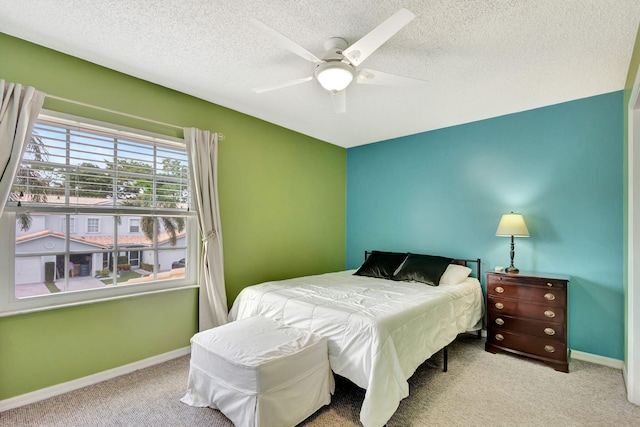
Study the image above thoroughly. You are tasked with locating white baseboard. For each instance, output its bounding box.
[571,349,624,370]
[0,346,191,412]
[623,364,640,405]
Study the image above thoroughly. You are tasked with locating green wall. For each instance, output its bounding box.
[0,291,198,398]
[0,33,346,400]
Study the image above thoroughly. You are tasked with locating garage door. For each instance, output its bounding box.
[15,257,43,285]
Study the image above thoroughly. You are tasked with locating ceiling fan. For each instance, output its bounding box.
[250,8,426,113]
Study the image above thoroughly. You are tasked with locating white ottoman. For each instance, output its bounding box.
[181,316,334,427]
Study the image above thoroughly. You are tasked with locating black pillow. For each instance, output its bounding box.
[354,251,408,279]
[392,254,453,286]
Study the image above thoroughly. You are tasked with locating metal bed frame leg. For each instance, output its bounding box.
[442,258,482,373]
[443,346,448,372]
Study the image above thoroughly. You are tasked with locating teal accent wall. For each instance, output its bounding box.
[347,92,624,360]
[623,20,640,367]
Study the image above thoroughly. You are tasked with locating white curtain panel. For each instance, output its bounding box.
[0,80,45,217]
[185,127,228,330]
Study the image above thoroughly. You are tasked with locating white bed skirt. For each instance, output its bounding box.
[181,316,334,427]
[181,360,334,427]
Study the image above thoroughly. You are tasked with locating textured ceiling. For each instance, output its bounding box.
[0,0,639,148]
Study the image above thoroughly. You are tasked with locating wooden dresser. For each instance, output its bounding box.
[485,271,571,372]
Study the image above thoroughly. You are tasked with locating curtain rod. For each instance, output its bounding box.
[45,93,225,140]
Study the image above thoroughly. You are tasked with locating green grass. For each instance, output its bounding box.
[100,270,144,285]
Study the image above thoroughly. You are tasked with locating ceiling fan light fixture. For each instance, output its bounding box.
[315,61,355,92]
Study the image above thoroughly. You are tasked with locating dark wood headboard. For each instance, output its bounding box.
[364,251,482,280]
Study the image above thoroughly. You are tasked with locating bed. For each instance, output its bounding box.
[228,251,484,427]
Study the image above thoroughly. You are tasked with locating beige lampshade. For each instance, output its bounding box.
[495,212,530,237]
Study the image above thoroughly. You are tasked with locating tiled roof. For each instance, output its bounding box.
[16,229,108,247]
[13,194,189,209]
[15,229,185,247]
[80,230,186,246]
[15,229,64,242]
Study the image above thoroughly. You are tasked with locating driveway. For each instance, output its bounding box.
[15,276,106,298]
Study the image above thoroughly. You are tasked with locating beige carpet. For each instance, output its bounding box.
[3,335,640,426]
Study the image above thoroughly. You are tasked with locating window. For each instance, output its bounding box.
[1,111,198,315]
[60,217,75,233]
[129,218,140,233]
[87,218,100,233]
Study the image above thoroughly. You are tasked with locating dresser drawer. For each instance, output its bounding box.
[487,312,566,341]
[485,271,570,372]
[487,273,567,289]
[488,329,567,361]
[487,296,565,323]
[487,281,565,307]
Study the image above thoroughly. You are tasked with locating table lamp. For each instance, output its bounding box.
[495,212,529,273]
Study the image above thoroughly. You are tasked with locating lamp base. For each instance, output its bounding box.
[505,266,519,274]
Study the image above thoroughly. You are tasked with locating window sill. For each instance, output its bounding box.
[0,284,199,318]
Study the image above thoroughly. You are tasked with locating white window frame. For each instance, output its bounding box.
[0,110,199,316]
[87,217,100,233]
[60,216,75,234]
[129,218,140,233]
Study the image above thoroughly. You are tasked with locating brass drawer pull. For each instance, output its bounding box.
[546,282,553,287]
[544,310,556,318]
[495,302,504,310]
[544,327,556,336]
[544,345,556,353]
[495,334,504,341]
[495,286,504,293]
[495,318,505,326]
[544,293,556,301]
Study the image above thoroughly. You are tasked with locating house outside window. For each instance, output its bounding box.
[60,217,75,233]
[129,218,140,233]
[128,250,140,267]
[0,111,198,315]
[87,218,100,233]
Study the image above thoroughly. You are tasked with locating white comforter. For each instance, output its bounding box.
[228,270,483,427]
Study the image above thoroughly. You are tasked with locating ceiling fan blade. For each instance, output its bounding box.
[356,68,427,86]
[331,90,346,113]
[250,18,321,64]
[342,8,415,67]
[252,76,314,93]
